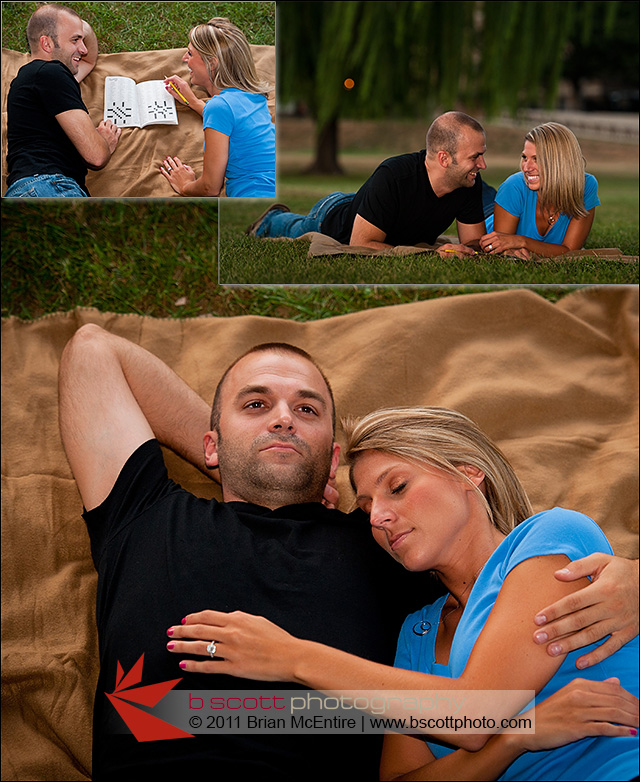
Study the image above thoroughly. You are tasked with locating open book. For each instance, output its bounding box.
[104,76,178,127]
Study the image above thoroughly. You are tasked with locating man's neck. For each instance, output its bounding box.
[425,157,454,199]
[222,487,324,510]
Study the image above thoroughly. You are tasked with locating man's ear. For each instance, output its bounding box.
[329,442,341,479]
[437,150,451,169]
[39,35,54,55]
[455,463,486,488]
[203,431,219,469]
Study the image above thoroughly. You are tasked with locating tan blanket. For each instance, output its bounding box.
[293,232,640,262]
[2,288,638,780]
[1,46,275,197]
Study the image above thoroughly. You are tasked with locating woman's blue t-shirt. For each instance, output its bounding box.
[485,172,600,243]
[203,88,275,197]
[394,508,639,781]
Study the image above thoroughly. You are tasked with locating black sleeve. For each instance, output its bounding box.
[354,164,400,238]
[37,61,88,117]
[83,439,174,564]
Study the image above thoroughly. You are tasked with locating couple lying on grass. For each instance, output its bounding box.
[248,112,598,260]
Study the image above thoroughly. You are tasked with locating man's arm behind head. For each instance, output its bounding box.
[59,324,212,510]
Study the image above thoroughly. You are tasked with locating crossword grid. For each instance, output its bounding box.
[106,99,173,124]
[106,101,133,122]
[147,100,173,120]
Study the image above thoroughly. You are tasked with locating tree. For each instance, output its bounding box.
[278,1,621,174]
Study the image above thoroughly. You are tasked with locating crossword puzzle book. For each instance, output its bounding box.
[104,77,178,128]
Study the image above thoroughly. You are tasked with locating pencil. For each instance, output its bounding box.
[164,76,189,106]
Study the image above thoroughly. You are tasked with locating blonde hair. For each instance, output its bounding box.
[524,123,588,219]
[344,407,533,535]
[189,18,270,96]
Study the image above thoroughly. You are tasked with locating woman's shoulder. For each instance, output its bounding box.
[499,507,613,564]
[498,172,526,190]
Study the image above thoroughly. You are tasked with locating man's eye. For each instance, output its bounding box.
[298,405,318,415]
[245,401,265,409]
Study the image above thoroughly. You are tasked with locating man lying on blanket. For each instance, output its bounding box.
[246,111,495,258]
[5,4,121,198]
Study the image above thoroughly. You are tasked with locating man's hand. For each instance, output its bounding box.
[96,120,121,155]
[436,243,477,259]
[533,554,639,668]
[322,476,339,509]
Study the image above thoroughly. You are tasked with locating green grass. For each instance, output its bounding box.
[218,169,639,285]
[1,202,219,319]
[0,2,275,51]
[2,200,595,322]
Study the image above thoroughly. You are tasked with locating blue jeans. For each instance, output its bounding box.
[4,174,88,198]
[256,192,356,237]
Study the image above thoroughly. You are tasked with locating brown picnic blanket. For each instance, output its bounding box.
[1,45,275,197]
[2,288,638,780]
[292,232,640,261]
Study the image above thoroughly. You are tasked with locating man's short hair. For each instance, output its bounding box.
[26,4,81,51]
[210,343,336,433]
[426,111,485,160]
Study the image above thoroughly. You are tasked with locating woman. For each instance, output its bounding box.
[480,123,600,258]
[166,407,638,780]
[160,18,275,197]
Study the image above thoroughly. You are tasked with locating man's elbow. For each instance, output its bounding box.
[85,150,111,170]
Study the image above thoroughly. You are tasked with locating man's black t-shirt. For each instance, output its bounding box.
[84,440,440,780]
[7,60,90,192]
[322,150,484,245]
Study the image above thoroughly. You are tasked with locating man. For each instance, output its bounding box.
[247,111,493,257]
[5,4,121,198]
[59,326,638,779]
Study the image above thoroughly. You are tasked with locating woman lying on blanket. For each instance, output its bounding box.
[479,123,600,259]
[159,17,275,197]
[167,406,639,781]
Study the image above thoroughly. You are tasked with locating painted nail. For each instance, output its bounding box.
[179,662,187,669]
[181,617,186,625]
[167,628,174,636]
[167,642,175,650]
[629,728,637,736]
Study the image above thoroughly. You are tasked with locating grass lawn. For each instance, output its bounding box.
[0,2,275,51]
[218,165,639,286]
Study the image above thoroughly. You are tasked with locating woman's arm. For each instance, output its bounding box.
[163,75,206,116]
[160,129,228,196]
[534,554,640,667]
[379,678,639,781]
[167,554,595,750]
[479,204,596,257]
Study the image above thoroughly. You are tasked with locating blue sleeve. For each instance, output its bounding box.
[498,509,613,580]
[494,173,526,218]
[203,95,233,137]
[584,173,601,210]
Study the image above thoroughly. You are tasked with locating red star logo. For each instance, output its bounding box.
[106,654,193,741]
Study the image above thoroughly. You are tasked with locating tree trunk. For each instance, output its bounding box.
[305,115,344,175]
